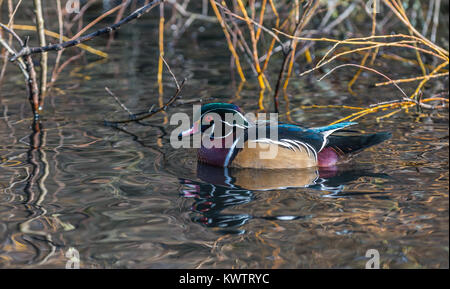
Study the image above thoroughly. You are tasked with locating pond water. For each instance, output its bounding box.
[0,7,448,268]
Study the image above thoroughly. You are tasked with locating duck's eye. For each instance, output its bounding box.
[204,115,213,123]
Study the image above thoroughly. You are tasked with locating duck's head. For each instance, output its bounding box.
[178,103,248,140]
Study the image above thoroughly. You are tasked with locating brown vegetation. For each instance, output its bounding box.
[0,0,448,123]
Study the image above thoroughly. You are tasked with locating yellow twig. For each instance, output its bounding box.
[410,61,449,98]
[376,72,449,86]
[209,0,246,82]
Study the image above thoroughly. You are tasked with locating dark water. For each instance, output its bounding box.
[0,8,448,268]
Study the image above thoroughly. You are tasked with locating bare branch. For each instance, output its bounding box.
[10,0,164,61]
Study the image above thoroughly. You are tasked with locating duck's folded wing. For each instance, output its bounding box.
[326,132,392,155]
[268,122,357,153]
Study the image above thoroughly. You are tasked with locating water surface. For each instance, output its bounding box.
[0,8,448,268]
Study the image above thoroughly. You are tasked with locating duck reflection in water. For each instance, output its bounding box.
[179,163,389,234]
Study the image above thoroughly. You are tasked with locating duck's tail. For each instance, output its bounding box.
[326,131,392,155]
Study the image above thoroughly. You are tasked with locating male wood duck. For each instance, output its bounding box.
[178,103,391,169]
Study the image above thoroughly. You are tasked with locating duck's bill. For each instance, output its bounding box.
[178,120,200,139]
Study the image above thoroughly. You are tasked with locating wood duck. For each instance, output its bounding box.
[178,103,391,169]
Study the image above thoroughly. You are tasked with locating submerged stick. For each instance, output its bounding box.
[105,52,185,126]
[106,78,186,125]
[33,0,47,105]
[105,87,134,117]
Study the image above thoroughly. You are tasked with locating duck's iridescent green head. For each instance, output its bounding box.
[179,103,248,139]
[199,103,242,115]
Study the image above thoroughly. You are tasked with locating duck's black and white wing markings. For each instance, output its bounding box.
[280,139,318,159]
[258,122,357,151]
[223,122,357,167]
[308,122,358,151]
[275,121,392,157]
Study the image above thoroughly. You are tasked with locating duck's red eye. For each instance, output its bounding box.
[204,115,213,123]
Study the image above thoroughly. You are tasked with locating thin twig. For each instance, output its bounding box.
[318,63,409,98]
[106,78,186,124]
[105,87,134,117]
[161,55,179,90]
[0,22,24,46]
[0,32,28,78]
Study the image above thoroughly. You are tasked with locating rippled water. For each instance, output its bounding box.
[0,8,448,268]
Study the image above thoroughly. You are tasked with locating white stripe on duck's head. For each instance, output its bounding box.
[179,103,249,139]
